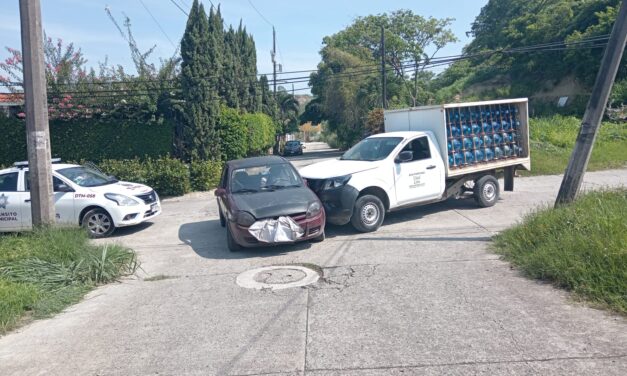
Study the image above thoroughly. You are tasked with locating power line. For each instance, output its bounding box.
[1,35,612,92]
[168,0,188,16]
[138,0,177,48]
[246,0,273,27]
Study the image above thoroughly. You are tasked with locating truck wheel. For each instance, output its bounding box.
[226,224,241,252]
[82,208,115,238]
[474,175,500,207]
[351,194,385,233]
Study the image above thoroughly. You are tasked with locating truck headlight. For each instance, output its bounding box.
[323,175,351,190]
[235,211,256,227]
[306,201,322,218]
[105,193,139,206]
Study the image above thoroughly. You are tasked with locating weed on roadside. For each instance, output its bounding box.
[0,228,138,333]
[492,189,627,314]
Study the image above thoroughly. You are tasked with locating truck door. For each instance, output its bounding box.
[0,172,23,231]
[24,171,76,226]
[393,136,443,205]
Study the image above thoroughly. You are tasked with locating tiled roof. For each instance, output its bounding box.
[0,93,24,104]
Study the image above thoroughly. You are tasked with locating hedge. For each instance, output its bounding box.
[244,112,276,155]
[0,115,172,166]
[97,157,222,197]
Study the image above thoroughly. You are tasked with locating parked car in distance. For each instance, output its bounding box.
[283,140,304,156]
[0,159,161,238]
[215,156,325,252]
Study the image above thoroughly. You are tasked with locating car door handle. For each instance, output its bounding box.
[24,199,31,203]
[426,165,436,170]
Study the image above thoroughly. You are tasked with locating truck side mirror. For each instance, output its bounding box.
[395,151,413,163]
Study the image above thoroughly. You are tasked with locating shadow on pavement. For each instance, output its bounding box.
[178,219,312,260]
[110,222,154,238]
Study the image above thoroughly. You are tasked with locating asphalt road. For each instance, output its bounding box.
[1,145,626,375]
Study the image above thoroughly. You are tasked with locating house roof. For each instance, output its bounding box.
[0,93,24,104]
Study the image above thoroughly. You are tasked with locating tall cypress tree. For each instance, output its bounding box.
[180,0,221,161]
[244,33,261,112]
[259,74,276,118]
[221,26,240,108]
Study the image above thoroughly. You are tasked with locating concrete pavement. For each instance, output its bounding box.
[0,149,625,375]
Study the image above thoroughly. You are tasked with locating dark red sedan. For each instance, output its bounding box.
[215,156,326,252]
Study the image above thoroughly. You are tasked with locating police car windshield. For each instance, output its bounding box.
[340,137,402,161]
[57,167,117,187]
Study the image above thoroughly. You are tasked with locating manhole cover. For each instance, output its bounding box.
[236,265,320,290]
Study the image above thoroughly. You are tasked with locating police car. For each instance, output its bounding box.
[0,159,161,238]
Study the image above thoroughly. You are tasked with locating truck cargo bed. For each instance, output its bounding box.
[384,98,531,177]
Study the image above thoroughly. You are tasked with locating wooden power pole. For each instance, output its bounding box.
[381,25,387,109]
[555,0,627,206]
[19,0,55,226]
[272,26,277,99]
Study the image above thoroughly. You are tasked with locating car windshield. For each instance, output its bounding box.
[57,166,117,187]
[340,137,403,161]
[230,163,302,193]
[286,141,299,146]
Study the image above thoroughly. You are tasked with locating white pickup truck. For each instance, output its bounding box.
[299,98,531,232]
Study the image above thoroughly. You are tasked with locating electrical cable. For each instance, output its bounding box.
[138,0,177,49]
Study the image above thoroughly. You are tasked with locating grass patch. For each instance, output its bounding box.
[0,228,138,333]
[523,115,627,176]
[492,189,627,314]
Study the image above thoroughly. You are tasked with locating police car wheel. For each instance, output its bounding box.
[83,208,115,238]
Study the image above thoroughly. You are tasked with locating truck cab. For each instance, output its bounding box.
[301,131,452,232]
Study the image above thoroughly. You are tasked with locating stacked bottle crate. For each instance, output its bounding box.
[446,103,524,168]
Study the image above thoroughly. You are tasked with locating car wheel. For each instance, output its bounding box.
[219,208,226,227]
[474,175,500,207]
[311,231,325,242]
[351,194,385,233]
[82,208,115,238]
[226,224,241,252]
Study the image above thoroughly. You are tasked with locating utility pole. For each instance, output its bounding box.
[19,0,55,226]
[272,26,277,99]
[555,0,627,206]
[381,25,387,109]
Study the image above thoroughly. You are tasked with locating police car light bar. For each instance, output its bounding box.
[13,158,62,168]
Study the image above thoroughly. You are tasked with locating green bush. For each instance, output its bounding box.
[0,115,173,166]
[98,157,191,197]
[218,106,248,161]
[145,157,191,197]
[244,113,276,155]
[190,160,223,191]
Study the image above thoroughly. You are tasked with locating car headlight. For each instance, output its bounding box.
[235,211,256,227]
[323,175,351,190]
[105,193,139,206]
[306,201,322,218]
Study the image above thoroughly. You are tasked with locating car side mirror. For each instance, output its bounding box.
[302,178,308,186]
[395,150,413,163]
[215,188,226,197]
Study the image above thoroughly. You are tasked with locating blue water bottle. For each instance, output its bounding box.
[494,146,504,159]
[475,149,485,162]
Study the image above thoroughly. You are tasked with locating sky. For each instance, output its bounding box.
[0,0,488,94]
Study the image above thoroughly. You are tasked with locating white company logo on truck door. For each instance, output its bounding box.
[394,136,442,205]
